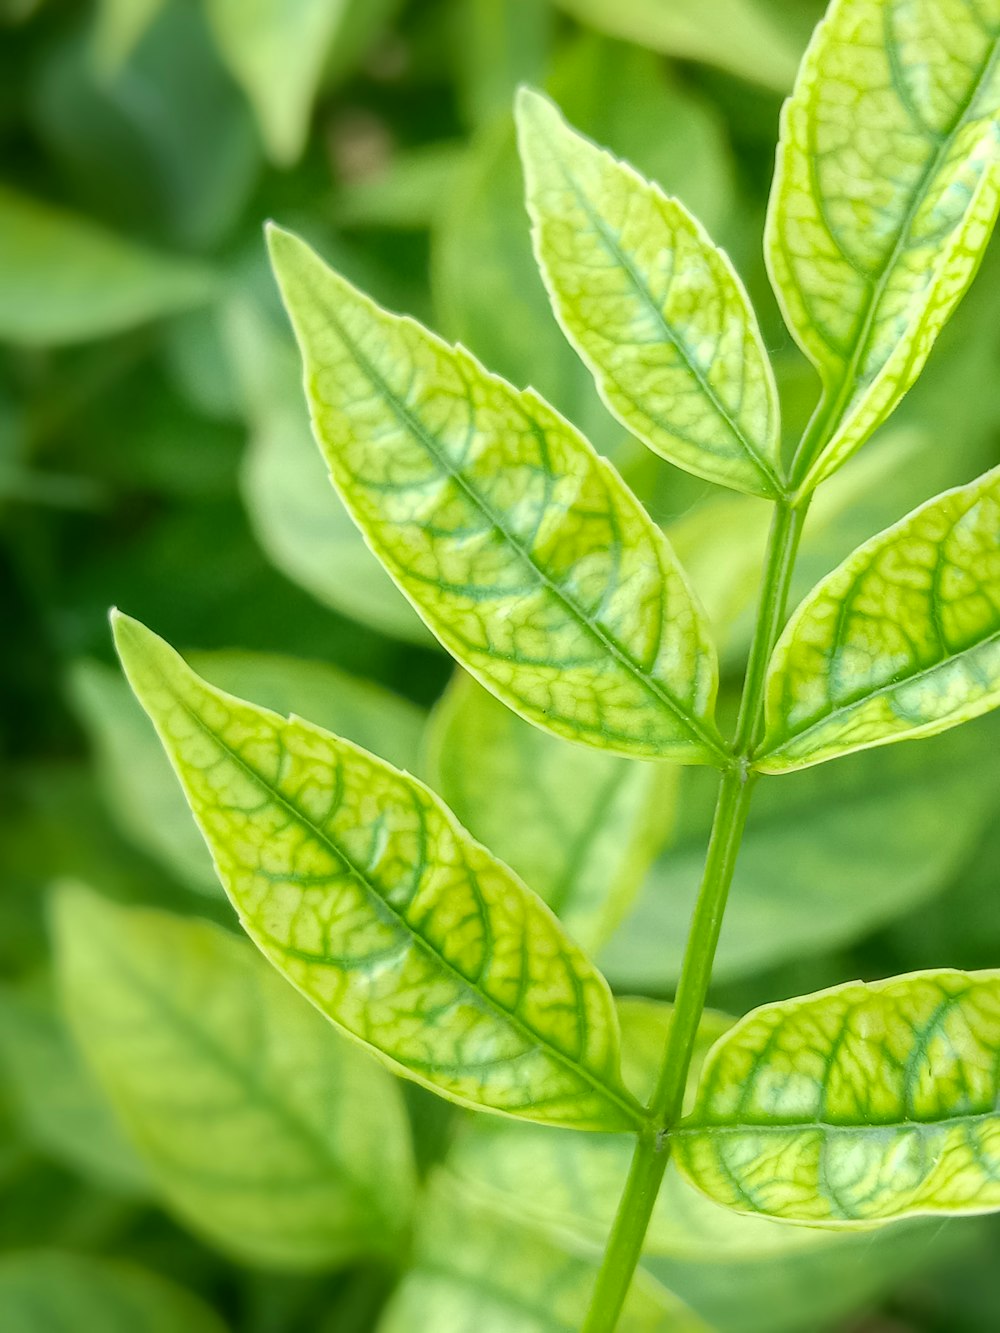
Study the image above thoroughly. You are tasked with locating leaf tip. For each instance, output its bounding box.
[514,85,563,149]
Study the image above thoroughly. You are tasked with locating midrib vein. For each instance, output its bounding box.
[311,293,724,761]
[166,679,645,1128]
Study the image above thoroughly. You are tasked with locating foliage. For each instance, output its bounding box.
[2,1,1000,1331]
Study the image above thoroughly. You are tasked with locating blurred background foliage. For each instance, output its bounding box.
[1,0,999,1329]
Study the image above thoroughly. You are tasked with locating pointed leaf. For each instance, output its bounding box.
[767,0,1000,491]
[517,90,783,499]
[425,672,675,952]
[434,39,737,468]
[206,0,349,164]
[54,886,415,1267]
[267,225,723,765]
[758,468,1000,772]
[226,299,429,644]
[111,614,643,1131]
[70,651,425,893]
[0,1253,225,1333]
[676,970,1000,1225]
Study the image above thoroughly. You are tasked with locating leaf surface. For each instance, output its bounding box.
[0,1253,225,1333]
[676,970,1000,1224]
[0,187,213,345]
[424,672,674,952]
[378,1171,697,1333]
[434,38,736,470]
[517,90,782,498]
[205,0,346,164]
[759,468,1000,771]
[268,225,722,764]
[70,652,425,893]
[227,299,428,644]
[550,0,801,93]
[111,614,642,1130]
[0,980,148,1195]
[767,0,1000,490]
[54,886,415,1267]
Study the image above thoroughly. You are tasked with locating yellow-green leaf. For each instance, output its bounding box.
[226,298,429,644]
[758,467,1000,772]
[267,224,723,765]
[53,886,415,1268]
[517,90,782,499]
[676,970,1000,1224]
[111,613,643,1131]
[767,0,1000,492]
[70,651,426,894]
[0,187,214,345]
[425,671,675,953]
[0,1252,226,1333]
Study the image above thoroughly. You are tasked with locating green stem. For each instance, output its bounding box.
[581,495,809,1333]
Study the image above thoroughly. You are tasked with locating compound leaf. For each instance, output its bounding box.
[424,672,675,953]
[267,224,723,766]
[0,1252,225,1333]
[111,614,642,1132]
[517,90,782,499]
[676,970,1000,1225]
[767,0,1000,492]
[54,885,414,1268]
[758,468,1000,772]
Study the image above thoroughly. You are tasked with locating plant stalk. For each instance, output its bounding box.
[581,495,809,1332]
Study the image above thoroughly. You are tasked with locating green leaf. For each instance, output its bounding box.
[434,38,737,466]
[602,715,1000,986]
[676,969,1000,1224]
[550,0,802,93]
[111,614,643,1131]
[378,1170,698,1333]
[226,298,429,644]
[69,651,425,894]
[206,0,350,164]
[0,1252,226,1333]
[424,672,675,952]
[0,187,214,345]
[517,90,782,499]
[268,224,723,765]
[766,0,1000,492]
[53,885,415,1267]
[0,979,148,1195]
[758,468,1000,772]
